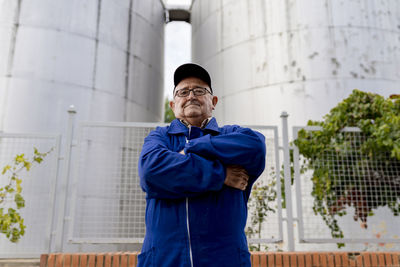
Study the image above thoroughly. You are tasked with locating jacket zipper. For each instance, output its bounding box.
[185,127,194,267]
[186,198,194,267]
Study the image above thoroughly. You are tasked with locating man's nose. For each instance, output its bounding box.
[186,90,196,99]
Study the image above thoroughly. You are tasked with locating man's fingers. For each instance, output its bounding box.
[230,177,248,191]
[237,171,249,182]
[240,181,247,190]
[225,165,249,191]
[232,167,249,177]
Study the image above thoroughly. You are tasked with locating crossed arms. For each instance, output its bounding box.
[138,126,266,199]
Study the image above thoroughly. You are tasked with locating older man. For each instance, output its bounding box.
[138,63,266,267]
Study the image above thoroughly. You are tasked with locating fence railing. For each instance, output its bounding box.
[0,110,399,257]
[67,123,283,245]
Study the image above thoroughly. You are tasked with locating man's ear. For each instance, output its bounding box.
[212,96,218,109]
[169,100,175,111]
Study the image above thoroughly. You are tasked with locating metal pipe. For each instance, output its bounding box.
[281,111,295,251]
[54,105,77,252]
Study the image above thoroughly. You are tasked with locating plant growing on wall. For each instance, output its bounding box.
[245,179,277,251]
[294,90,400,247]
[0,148,52,242]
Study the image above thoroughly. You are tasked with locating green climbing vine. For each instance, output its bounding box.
[294,90,400,247]
[245,179,277,251]
[0,148,52,242]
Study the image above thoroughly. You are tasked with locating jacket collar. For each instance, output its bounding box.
[167,117,220,135]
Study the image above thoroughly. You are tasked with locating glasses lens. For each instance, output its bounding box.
[177,89,189,97]
[193,88,206,96]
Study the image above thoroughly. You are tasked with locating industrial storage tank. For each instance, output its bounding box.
[191,0,400,126]
[191,0,400,251]
[0,0,165,256]
[0,0,164,133]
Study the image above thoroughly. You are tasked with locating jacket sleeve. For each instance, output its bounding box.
[138,127,226,199]
[184,127,266,178]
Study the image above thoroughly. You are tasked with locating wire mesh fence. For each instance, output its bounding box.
[293,126,400,246]
[2,119,400,257]
[68,122,158,243]
[244,126,283,246]
[67,123,283,244]
[0,133,60,257]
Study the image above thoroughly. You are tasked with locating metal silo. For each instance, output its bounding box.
[191,0,400,251]
[191,0,400,126]
[0,0,165,256]
[0,0,164,134]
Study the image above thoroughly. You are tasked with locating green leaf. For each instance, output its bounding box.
[24,161,32,171]
[16,179,22,194]
[14,194,25,209]
[33,157,43,164]
[2,165,11,175]
[14,154,25,164]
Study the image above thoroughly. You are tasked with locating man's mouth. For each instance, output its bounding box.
[184,102,200,108]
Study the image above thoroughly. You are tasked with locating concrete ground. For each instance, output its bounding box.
[0,259,40,267]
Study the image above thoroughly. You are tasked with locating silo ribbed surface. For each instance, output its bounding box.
[0,0,165,133]
[191,0,400,126]
[0,0,165,255]
[192,0,400,251]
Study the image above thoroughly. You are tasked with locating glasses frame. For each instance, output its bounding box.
[174,87,212,98]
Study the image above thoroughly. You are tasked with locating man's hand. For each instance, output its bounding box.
[224,165,249,191]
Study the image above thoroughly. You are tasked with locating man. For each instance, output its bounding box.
[138,63,266,267]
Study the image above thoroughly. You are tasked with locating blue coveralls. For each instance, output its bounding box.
[138,118,266,267]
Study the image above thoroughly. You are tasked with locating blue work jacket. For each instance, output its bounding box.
[138,118,266,267]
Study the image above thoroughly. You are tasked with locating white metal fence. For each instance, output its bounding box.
[0,111,399,257]
[67,124,283,244]
[68,122,158,243]
[244,126,283,245]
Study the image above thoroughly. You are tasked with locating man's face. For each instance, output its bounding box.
[170,77,218,123]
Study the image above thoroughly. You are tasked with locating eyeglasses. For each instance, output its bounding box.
[174,87,212,97]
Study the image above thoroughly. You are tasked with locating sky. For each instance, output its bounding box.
[163,0,192,100]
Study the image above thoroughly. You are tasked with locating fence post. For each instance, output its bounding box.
[54,105,76,252]
[280,111,295,251]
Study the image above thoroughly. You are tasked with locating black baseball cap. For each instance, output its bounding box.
[173,63,212,93]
